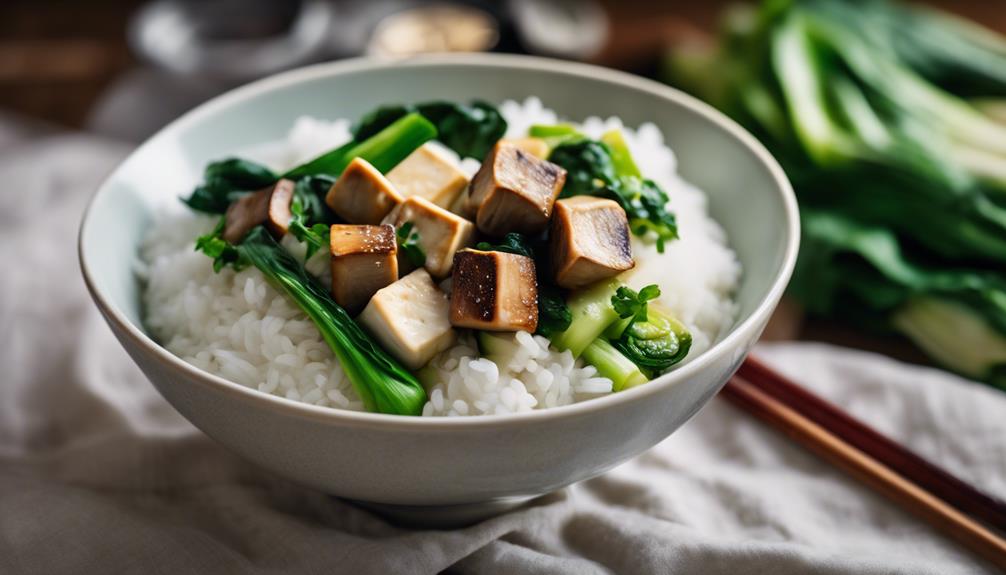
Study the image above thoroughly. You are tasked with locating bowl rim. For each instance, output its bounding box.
[79,53,799,431]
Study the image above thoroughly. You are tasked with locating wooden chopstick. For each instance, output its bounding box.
[721,374,1006,567]
[737,356,1006,532]
[721,373,1006,570]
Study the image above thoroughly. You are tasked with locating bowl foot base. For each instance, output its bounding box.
[347,494,541,529]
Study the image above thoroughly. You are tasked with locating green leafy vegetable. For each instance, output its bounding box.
[210,227,427,415]
[606,284,690,373]
[476,232,535,259]
[183,159,278,213]
[194,217,243,273]
[663,0,1006,386]
[611,284,661,324]
[184,113,436,214]
[396,221,426,267]
[611,307,692,373]
[285,112,437,179]
[548,139,679,251]
[537,285,573,338]
[287,199,330,261]
[353,101,507,159]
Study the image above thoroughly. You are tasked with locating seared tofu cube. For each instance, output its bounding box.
[450,249,538,332]
[325,158,403,224]
[501,137,549,159]
[550,197,635,289]
[467,141,566,236]
[383,196,475,278]
[358,269,456,370]
[223,179,294,244]
[329,224,398,315]
[386,144,469,209]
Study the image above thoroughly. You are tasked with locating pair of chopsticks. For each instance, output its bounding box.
[720,356,1006,569]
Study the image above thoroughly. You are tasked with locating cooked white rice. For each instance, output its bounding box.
[139,98,741,416]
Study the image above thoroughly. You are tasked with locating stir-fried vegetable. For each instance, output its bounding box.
[284,112,437,179]
[606,285,692,372]
[550,280,623,357]
[183,159,279,213]
[544,129,679,252]
[581,338,649,391]
[395,221,426,267]
[664,0,1006,387]
[549,279,691,380]
[353,100,507,160]
[185,113,437,213]
[206,227,428,415]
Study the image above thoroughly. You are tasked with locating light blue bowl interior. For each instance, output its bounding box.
[83,59,793,345]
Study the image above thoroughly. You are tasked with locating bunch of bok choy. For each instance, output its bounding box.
[665,0,1006,388]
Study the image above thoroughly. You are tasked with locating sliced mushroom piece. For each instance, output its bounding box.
[358,268,456,370]
[450,249,538,332]
[550,196,635,289]
[466,141,566,236]
[386,144,469,209]
[501,137,549,160]
[329,224,398,315]
[325,158,403,224]
[383,196,475,278]
[222,179,295,244]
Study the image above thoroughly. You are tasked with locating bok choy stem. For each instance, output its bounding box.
[238,227,427,415]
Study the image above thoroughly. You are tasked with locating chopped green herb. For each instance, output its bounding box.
[396,221,426,267]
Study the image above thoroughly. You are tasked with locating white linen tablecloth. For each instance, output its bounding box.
[1,124,1004,574]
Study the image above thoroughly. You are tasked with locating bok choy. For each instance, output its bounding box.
[664,0,1006,387]
[203,227,428,415]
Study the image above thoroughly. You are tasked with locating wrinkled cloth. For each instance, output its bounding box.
[1,125,1004,575]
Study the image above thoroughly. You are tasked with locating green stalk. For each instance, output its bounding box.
[529,123,585,152]
[550,280,621,357]
[600,129,642,178]
[284,112,437,179]
[582,338,649,392]
[771,14,850,165]
[239,228,427,415]
[892,296,1006,385]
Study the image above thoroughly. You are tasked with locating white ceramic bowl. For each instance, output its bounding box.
[80,55,798,522]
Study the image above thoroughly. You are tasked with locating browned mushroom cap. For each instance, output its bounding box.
[550,196,635,289]
[466,141,566,236]
[382,196,475,278]
[329,224,398,315]
[223,179,295,244]
[325,158,403,224]
[450,249,538,332]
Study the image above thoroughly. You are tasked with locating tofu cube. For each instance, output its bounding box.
[223,178,294,244]
[358,269,456,370]
[386,144,469,209]
[329,224,398,315]
[383,196,475,278]
[450,249,538,332]
[550,197,635,289]
[325,158,404,224]
[467,141,566,236]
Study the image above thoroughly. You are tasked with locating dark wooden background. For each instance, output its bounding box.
[1,1,1000,129]
[1,0,1000,367]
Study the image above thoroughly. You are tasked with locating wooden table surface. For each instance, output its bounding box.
[1,0,999,370]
